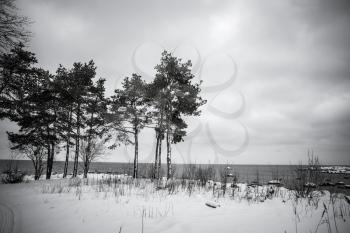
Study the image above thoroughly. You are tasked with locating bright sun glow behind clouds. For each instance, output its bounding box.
[209,14,238,46]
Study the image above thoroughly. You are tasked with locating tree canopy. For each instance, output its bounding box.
[1,48,206,180]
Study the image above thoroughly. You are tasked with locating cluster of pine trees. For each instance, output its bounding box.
[0,44,206,180]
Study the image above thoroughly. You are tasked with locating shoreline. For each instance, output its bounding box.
[1,173,350,233]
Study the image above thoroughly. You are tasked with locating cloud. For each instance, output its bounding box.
[0,0,349,164]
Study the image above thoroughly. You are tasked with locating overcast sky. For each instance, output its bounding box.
[0,0,349,164]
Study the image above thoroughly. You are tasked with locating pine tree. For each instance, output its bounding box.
[69,61,96,177]
[110,74,149,178]
[81,78,108,178]
[152,51,206,179]
[7,132,45,180]
[5,67,60,179]
[0,45,63,179]
[0,43,37,119]
[147,79,167,180]
[54,65,76,178]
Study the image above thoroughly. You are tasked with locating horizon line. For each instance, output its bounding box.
[1,158,349,166]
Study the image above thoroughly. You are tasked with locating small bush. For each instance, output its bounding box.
[2,159,25,184]
[197,165,216,187]
[69,177,82,187]
[2,170,26,184]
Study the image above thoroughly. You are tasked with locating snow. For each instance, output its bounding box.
[0,174,350,233]
[304,182,317,188]
[321,166,350,174]
[268,180,281,185]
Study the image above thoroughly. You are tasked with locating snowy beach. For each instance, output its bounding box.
[1,174,350,233]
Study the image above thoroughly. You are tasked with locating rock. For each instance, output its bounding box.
[304,182,316,188]
[268,180,281,185]
[205,201,220,208]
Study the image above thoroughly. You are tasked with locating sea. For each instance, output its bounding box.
[1,159,349,185]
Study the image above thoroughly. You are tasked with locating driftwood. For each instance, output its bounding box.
[205,201,220,208]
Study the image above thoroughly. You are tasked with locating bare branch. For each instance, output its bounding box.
[0,0,32,52]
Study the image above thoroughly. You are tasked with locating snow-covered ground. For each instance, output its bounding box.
[321,166,350,174]
[0,174,349,233]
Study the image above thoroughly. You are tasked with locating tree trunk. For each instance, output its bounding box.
[154,131,160,179]
[133,129,139,179]
[166,130,172,180]
[158,136,162,179]
[73,131,79,177]
[84,111,94,179]
[83,160,89,178]
[73,103,81,177]
[63,107,72,178]
[32,157,40,180]
[63,140,70,178]
[156,109,164,180]
[34,169,40,180]
[37,156,43,180]
[46,143,55,179]
[34,160,39,180]
[46,144,51,179]
[50,143,54,176]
